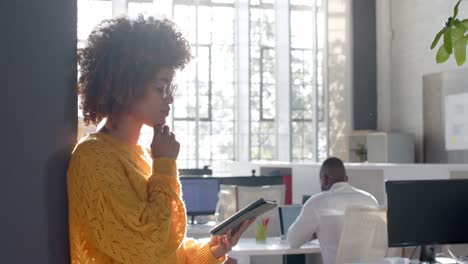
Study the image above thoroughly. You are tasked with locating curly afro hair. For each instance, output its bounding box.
[77,15,191,126]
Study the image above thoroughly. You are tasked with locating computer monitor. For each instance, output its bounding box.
[180,178,220,224]
[302,194,311,204]
[279,205,302,237]
[386,179,468,261]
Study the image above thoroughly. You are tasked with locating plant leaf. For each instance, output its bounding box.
[461,19,468,29]
[454,19,465,30]
[453,0,462,19]
[431,29,445,49]
[452,27,465,42]
[437,44,451,63]
[454,37,466,66]
[444,28,453,53]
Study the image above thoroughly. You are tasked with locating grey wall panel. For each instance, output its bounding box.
[352,0,377,130]
[1,0,77,263]
[423,68,468,163]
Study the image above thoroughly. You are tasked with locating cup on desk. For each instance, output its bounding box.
[255,218,270,243]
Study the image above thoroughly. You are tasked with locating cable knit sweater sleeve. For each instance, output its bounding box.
[67,138,224,264]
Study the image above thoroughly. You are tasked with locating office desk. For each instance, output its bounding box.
[192,230,320,264]
[228,237,321,264]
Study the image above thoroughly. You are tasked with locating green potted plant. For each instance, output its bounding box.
[431,0,468,66]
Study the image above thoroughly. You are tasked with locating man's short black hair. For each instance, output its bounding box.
[321,157,345,171]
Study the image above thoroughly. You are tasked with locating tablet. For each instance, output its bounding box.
[210,198,277,236]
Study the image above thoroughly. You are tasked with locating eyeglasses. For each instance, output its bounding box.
[154,83,178,99]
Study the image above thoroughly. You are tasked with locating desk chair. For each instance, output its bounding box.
[317,211,345,264]
[216,184,238,222]
[335,206,388,264]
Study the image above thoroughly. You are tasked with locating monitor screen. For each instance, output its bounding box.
[180,178,220,216]
[386,179,468,247]
[279,205,302,236]
[302,195,311,204]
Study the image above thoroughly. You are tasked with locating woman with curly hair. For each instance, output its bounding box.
[67,16,253,264]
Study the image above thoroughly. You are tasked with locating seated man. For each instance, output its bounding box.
[287,157,379,264]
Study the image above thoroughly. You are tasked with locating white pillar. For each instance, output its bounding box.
[235,0,250,161]
[275,0,291,161]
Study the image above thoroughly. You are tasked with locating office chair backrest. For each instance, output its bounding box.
[318,211,345,264]
[335,206,388,264]
[216,184,238,222]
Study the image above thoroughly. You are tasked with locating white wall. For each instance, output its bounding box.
[376,0,468,161]
[230,161,468,206]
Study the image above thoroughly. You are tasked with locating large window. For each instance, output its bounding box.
[250,0,276,160]
[172,0,236,169]
[290,0,327,161]
[77,0,328,168]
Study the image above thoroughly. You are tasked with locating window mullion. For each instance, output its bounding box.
[323,0,329,159]
[235,0,250,162]
[311,0,319,161]
[194,1,200,168]
[275,0,291,161]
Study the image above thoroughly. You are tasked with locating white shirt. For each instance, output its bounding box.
[287,182,379,264]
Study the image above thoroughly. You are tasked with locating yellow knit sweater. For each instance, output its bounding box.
[67,133,225,264]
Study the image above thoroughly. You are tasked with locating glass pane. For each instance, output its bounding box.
[198,6,212,44]
[175,59,196,86]
[212,0,234,3]
[318,119,327,161]
[250,121,260,159]
[212,45,234,83]
[262,84,275,119]
[199,121,212,160]
[197,46,210,83]
[292,122,303,159]
[250,8,275,47]
[128,2,154,18]
[212,7,234,45]
[212,97,234,120]
[212,84,234,104]
[77,0,112,42]
[199,81,210,96]
[174,95,189,118]
[291,110,304,120]
[212,121,234,159]
[290,0,314,6]
[174,121,197,163]
[317,12,325,49]
[256,121,274,160]
[138,125,153,147]
[199,95,210,119]
[291,10,314,49]
[173,5,196,43]
[251,95,260,121]
[292,121,315,161]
